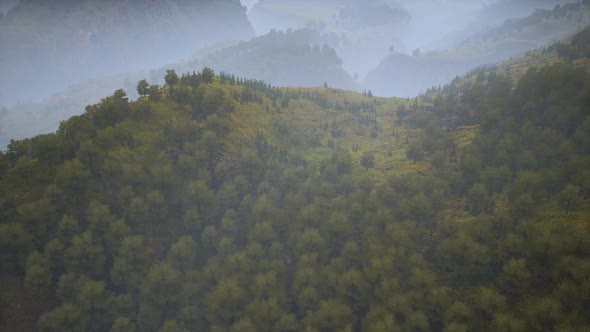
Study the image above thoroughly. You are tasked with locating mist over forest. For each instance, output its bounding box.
[0,0,577,105]
[2,1,590,331]
[247,0,573,72]
[1,0,586,150]
[0,0,254,106]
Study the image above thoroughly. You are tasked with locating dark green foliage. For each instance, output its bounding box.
[37,303,84,332]
[171,85,192,108]
[1,62,590,332]
[24,251,52,296]
[136,80,149,97]
[165,70,179,90]
[148,85,161,103]
[110,235,153,294]
[557,184,583,214]
[498,258,531,298]
[0,223,32,274]
[556,24,590,60]
[255,132,288,162]
[201,67,215,84]
[85,89,129,129]
[130,99,153,121]
[360,151,376,170]
[319,149,353,182]
[466,184,494,215]
[406,140,426,164]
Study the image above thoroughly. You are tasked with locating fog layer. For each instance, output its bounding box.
[365,1,590,97]
[1,0,586,147]
[247,0,575,86]
[0,0,254,106]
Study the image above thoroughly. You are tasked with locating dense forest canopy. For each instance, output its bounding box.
[1,22,590,330]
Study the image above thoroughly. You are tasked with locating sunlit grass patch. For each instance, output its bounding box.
[539,197,590,232]
[452,125,479,149]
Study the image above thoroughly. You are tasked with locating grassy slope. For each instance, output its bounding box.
[420,45,590,229]
[170,80,589,230]
[225,88,422,175]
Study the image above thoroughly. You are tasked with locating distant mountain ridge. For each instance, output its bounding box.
[0,0,254,106]
[3,1,590,148]
[179,29,360,91]
[0,28,359,148]
[1,21,590,330]
[364,1,590,97]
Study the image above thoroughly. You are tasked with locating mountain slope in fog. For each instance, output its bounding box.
[249,0,412,77]
[0,0,254,106]
[0,29,358,148]
[178,28,360,91]
[364,1,590,97]
[1,27,590,330]
[0,0,18,14]
[247,0,576,81]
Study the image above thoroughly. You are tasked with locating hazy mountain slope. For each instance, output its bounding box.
[1,34,590,330]
[248,0,344,34]
[249,0,412,76]
[0,29,359,148]
[0,72,147,149]
[478,0,575,23]
[364,2,590,97]
[179,29,360,90]
[434,0,575,45]
[247,0,572,78]
[0,0,18,14]
[0,0,254,106]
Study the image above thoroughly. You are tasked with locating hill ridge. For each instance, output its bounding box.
[1,39,590,329]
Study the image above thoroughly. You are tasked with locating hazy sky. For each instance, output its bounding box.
[240,0,497,9]
[241,0,259,12]
[0,0,19,13]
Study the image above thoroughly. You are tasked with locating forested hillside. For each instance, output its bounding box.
[178,28,359,92]
[249,0,411,77]
[471,0,576,34]
[0,28,359,150]
[1,29,590,331]
[364,1,590,97]
[4,0,589,151]
[0,0,254,106]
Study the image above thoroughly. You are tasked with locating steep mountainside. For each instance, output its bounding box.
[249,0,411,76]
[0,71,146,149]
[247,0,574,79]
[0,29,359,148]
[364,1,590,97]
[178,29,360,91]
[0,0,254,106]
[1,26,590,330]
[0,0,18,14]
